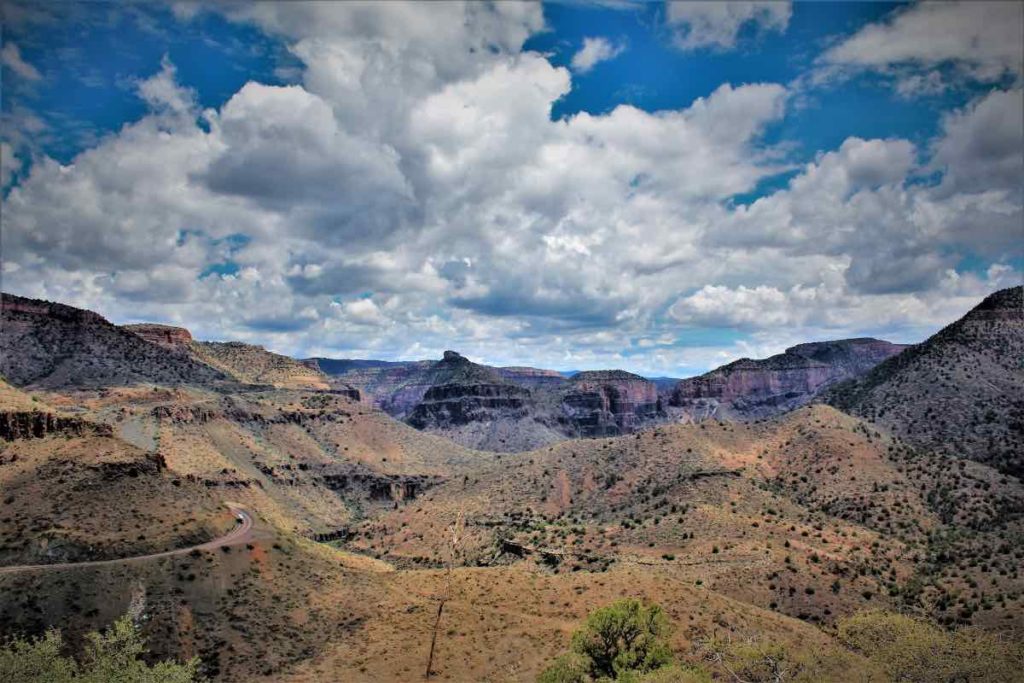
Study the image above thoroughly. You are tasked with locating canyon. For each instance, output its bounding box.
[1,286,1021,682]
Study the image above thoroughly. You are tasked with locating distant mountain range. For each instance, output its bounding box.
[669,338,909,421]
[2,288,1020,461]
[306,339,909,450]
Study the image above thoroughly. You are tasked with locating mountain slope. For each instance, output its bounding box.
[1,294,229,389]
[825,286,1023,475]
[187,341,329,390]
[670,338,908,420]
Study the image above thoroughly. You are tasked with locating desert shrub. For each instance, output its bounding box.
[538,653,591,683]
[618,664,711,683]
[701,634,885,682]
[0,615,202,682]
[539,599,690,682]
[838,609,1024,682]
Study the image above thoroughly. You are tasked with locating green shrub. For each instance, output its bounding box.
[0,615,202,682]
[539,599,682,682]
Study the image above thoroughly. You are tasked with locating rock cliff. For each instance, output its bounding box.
[406,352,531,429]
[559,370,663,437]
[122,323,193,350]
[0,411,110,440]
[670,338,907,420]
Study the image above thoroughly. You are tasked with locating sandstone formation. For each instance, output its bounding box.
[497,366,567,388]
[122,323,193,350]
[406,352,530,429]
[670,338,908,420]
[559,370,662,437]
[312,350,669,450]
[388,354,667,449]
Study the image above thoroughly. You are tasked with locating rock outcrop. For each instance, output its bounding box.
[0,411,110,441]
[670,338,908,420]
[406,352,531,429]
[559,370,663,437]
[408,382,531,430]
[122,323,193,350]
[498,366,567,388]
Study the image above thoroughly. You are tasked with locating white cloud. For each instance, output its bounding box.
[339,298,389,327]
[666,1,791,50]
[203,81,414,244]
[930,88,1024,196]
[1,42,41,80]
[822,2,1024,86]
[1,3,1020,377]
[136,56,196,116]
[1,142,23,187]
[670,264,1021,333]
[571,37,626,73]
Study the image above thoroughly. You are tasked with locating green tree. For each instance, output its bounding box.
[0,615,201,683]
[540,599,686,682]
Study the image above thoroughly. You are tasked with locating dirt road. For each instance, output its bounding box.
[0,506,254,575]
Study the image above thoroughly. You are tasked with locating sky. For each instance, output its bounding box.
[1,1,1021,377]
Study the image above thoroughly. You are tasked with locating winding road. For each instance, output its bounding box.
[0,506,254,575]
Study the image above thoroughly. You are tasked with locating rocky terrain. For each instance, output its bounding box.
[0,380,232,566]
[826,286,1024,476]
[188,341,333,391]
[315,351,666,451]
[353,403,1024,630]
[558,370,663,436]
[1,287,1022,681]
[122,323,195,350]
[670,338,908,421]
[0,294,229,389]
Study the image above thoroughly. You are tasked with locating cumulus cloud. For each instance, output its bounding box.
[821,2,1024,88]
[136,56,196,116]
[0,42,41,80]
[666,1,791,50]
[1,2,1019,376]
[670,264,1021,333]
[202,82,414,244]
[571,37,626,73]
[930,88,1024,196]
[1,142,23,187]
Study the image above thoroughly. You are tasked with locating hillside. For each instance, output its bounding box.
[3,290,1022,681]
[189,341,333,391]
[0,294,228,389]
[349,404,1024,630]
[826,286,1023,476]
[0,385,233,566]
[670,338,908,420]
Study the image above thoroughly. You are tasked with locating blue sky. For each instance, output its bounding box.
[2,1,1021,376]
[4,2,996,169]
